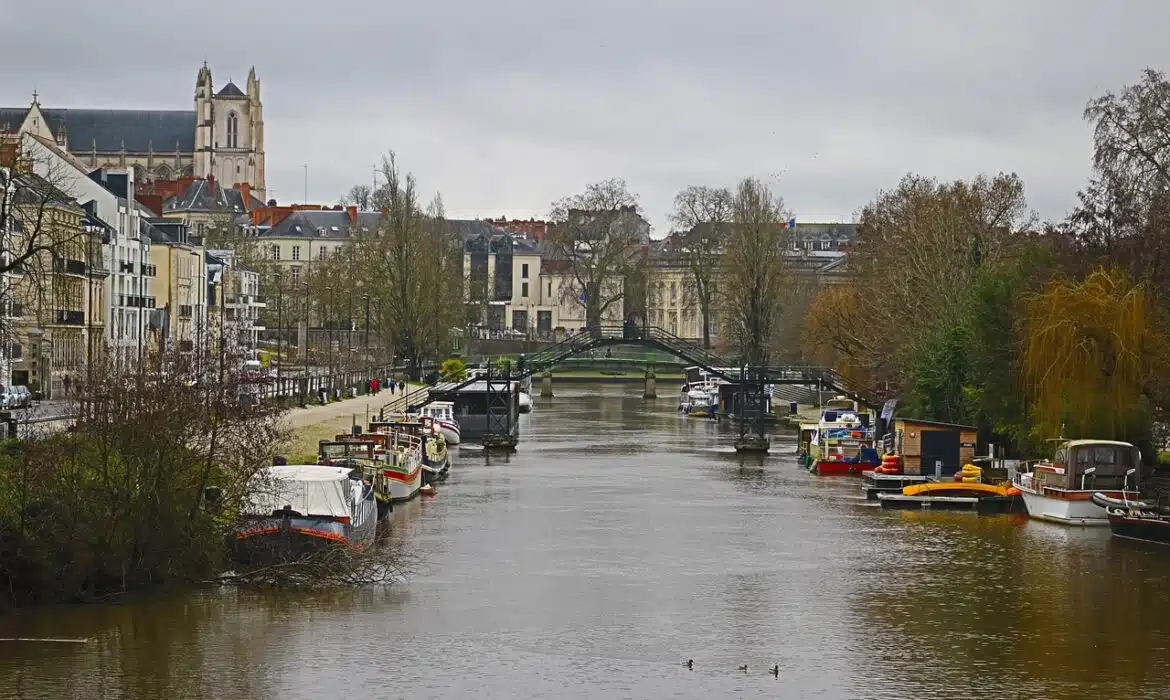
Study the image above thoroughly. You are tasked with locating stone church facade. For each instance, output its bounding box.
[0,64,266,199]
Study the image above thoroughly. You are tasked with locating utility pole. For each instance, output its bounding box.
[362,293,370,367]
[346,294,352,372]
[326,285,334,392]
[276,271,283,393]
[302,282,310,404]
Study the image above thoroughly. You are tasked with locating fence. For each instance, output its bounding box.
[245,365,406,405]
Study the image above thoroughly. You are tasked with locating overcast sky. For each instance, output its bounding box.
[4,1,1170,232]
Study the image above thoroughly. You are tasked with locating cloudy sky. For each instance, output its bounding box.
[4,0,1170,232]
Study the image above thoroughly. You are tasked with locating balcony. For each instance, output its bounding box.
[54,309,85,326]
[119,262,135,273]
[53,258,88,275]
[118,295,156,308]
[140,263,157,277]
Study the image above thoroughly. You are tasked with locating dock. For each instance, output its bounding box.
[862,471,929,501]
[876,492,1022,514]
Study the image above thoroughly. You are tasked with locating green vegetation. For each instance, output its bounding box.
[0,361,284,611]
[439,356,468,381]
[806,69,1170,457]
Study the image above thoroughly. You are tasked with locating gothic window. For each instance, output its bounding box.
[156,164,173,180]
[227,112,239,149]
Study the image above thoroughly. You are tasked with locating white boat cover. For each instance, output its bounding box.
[243,465,356,519]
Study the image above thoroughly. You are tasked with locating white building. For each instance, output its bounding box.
[24,133,154,369]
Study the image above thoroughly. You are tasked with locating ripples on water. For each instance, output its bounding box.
[3,385,1170,699]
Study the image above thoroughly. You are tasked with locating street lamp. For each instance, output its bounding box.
[276,271,284,391]
[362,293,370,366]
[326,285,334,390]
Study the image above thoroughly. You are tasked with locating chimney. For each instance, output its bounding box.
[207,175,215,194]
[346,205,357,223]
[239,182,251,210]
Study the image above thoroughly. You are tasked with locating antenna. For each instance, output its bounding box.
[303,164,308,204]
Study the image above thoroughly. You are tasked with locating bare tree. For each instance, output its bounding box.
[340,184,373,211]
[670,185,733,348]
[546,178,649,329]
[721,177,791,367]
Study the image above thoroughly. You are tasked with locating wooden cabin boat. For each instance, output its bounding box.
[1092,492,1170,545]
[320,437,394,519]
[233,464,378,564]
[1013,440,1141,526]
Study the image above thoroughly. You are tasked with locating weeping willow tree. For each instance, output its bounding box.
[1023,268,1148,440]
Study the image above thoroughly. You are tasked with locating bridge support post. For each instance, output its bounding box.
[643,369,657,399]
[541,371,553,398]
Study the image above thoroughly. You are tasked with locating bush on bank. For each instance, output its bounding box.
[0,360,285,612]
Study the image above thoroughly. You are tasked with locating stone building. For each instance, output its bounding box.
[0,64,266,199]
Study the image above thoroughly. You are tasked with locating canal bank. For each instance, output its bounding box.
[3,383,1170,699]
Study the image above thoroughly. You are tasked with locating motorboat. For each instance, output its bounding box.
[678,379,720,418]
[1012,439,1141,525]
[232,464,378,564]
[809,401,877,475]
[418,401,462,445]
[518,389,533,414]
[1092,492,1170,545]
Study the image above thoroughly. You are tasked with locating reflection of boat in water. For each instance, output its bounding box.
[1092,492,1170,545]
[233,464,378,564]
[1013,439,1141,526]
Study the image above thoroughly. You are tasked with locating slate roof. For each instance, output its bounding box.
[163,179,266,214]
[262,210,383,238]
[0,106,196,152]
[216,82,246,98]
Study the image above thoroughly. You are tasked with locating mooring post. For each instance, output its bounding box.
[643,368,657,399]
[541,370,553,398]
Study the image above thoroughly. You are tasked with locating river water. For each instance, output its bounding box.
[3,383,1170,699]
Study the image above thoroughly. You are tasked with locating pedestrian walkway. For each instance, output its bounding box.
[280,384,423,461]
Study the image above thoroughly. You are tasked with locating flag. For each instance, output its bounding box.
[787,217,796,229]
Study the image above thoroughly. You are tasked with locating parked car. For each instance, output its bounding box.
[2,385,30,409]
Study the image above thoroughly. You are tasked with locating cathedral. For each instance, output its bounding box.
[0,64,266,199]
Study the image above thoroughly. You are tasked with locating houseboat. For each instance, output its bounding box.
[423,379,520,442]
[372,414,448,485]
[679,379,721,418]
[1013,439,1141,526]
[808,401,877,475]
[319,438,393,519]
[232,464,378,564]
[1092,492,1170,545]
[366,424,426,501]
[417,401,462,445]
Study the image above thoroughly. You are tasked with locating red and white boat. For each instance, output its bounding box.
[1012,439,1141,526]
[372,429,424,502]
[809,399,877,476]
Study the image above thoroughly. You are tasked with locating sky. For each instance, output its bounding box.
[3,0,1170,233]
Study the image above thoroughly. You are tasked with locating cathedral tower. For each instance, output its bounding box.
[192,63,266,201]
[194,63,214,180]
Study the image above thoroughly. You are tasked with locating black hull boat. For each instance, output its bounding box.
[1092,492,1170,546]
[233,465,378,565]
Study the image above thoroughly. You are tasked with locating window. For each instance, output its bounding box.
[521,282,529,298]
[290,267,300,282]
[270,245,280,261]
[547,281,552,297]
[670,282,677,303]
[292,246,301,261]
[335,246,342,256]
[318,247,327,260]
[522,263,529,279]
[226,112,239,148]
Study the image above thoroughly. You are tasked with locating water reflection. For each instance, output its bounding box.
[2,384,1169,699]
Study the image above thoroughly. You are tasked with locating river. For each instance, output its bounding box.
[3,383,1170,699]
